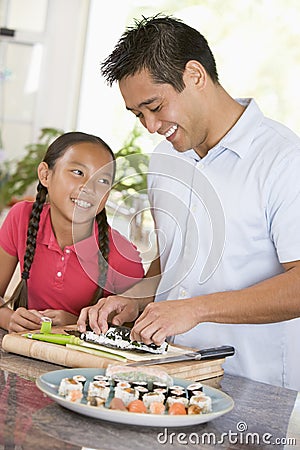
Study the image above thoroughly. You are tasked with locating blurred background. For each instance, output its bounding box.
[1,0,300,159]
[0,0,300,281]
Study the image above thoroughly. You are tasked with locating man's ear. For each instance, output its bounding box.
[38,162,51,187]
[183,60,207,90]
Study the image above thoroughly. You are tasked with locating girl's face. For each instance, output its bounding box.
[38,142,114,228]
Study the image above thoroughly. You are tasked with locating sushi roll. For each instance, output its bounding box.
[116,381,131,389]
[189,394,212,413]
[58,377,83,397]
[135,386,149,400]
[114,387,139,406]
[142,391,165,409]
[152,381,168,390]
[73,375,87,388]
[153,387,168,398]
[170,385,184,390]
[87,381,110,401]
[131,380,148,389]
[166,396,189,409]
[188,404,202,415]
[93,375,110,383]
[149,401,165,414]
[186,382,203,398]
[87,396,106,407]
[169,388,186,398]
[111,377,127,387]
[65,389,83,403]
[91,379,110,388]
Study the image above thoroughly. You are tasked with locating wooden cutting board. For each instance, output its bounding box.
[1,326,225,382]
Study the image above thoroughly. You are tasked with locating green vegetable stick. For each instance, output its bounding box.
[23,333,82,345]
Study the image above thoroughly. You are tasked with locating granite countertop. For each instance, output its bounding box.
[0,328,299,450]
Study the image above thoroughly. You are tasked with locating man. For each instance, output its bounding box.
[78,15,300,390]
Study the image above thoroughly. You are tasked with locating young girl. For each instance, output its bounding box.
[0,132,144,333]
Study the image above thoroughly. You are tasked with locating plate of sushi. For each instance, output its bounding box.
[36,365,234,427]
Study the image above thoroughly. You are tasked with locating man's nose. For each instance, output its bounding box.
[142,114,161,134]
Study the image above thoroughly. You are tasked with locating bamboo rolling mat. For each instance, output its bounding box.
[1,325,225,383]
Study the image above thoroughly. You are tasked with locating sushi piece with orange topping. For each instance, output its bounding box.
[127,399,147,413]
[149,401,165,415]
[168,402,187,415]
[109,397,127,411]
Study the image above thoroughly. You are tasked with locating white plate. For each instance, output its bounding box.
[36,368,234,427]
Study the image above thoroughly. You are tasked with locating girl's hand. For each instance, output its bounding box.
[77,295,140,335]
[8,308,43,333]
[39,309,78,327]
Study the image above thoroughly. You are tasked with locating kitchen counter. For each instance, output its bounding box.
[0,328,299,450]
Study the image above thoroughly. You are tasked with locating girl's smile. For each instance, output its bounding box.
[38,141,114,245]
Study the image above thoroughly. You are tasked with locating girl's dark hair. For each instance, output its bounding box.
[6,131,116,311]
[101,14,219,92]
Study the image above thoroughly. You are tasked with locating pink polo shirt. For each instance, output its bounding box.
[0,201,144,315]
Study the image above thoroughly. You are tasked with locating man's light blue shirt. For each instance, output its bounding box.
[148,98,300,390]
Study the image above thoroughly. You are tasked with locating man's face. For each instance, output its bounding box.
[119,69,209,155]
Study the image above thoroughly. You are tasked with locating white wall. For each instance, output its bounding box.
[77,0,134,148]
[34,0,90,136]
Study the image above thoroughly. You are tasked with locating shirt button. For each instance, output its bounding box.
[57,271,62,277]
[180,289,186,297]
[198,163,204,170]
[65,249,70,254]
[191,205,197,213]
[61,256,64,261]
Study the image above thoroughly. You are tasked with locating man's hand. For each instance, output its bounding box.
[7,307,43,333]
[130,299,199,345]
[77,295,140,334]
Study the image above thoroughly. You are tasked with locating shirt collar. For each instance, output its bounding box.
[37,204,58,249]
[219,98,264,158]
[180,98,264,161]
[37,204,100,260]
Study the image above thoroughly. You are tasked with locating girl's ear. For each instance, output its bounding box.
[38,162,51,187]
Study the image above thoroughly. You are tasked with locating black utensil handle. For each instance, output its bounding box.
[195,345,235,360]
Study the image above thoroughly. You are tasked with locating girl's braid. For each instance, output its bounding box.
[8,183,47,310]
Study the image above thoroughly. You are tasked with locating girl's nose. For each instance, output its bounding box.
[79,183,90,193]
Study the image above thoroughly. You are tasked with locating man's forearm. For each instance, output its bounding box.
[121,257,161,311]
[194,261,300,325]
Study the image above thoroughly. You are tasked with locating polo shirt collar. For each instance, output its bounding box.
[37,204,100,261]
[219,98,264,158]
[180,98,264,161]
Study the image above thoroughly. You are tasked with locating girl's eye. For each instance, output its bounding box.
[98,178,110,185]
[72,169,83,176]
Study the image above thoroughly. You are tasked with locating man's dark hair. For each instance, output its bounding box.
[101,14,219,92]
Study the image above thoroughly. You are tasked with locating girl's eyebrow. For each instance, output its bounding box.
[69,161,113,178]
[69,160,88,168]
[99,171,113,180]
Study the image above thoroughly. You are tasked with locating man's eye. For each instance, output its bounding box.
[151,105,161,113]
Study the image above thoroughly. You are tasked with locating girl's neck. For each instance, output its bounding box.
[50,213,94,249]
